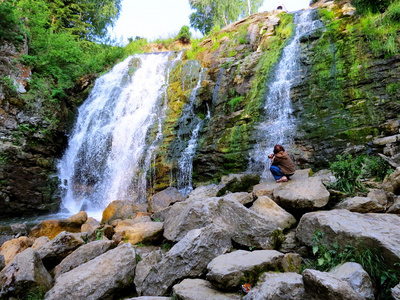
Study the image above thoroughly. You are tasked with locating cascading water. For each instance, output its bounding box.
[249,9,322,179]
[175,65,207,196]
[57,52,182,217]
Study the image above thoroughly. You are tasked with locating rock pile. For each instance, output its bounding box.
[0,169,400,299]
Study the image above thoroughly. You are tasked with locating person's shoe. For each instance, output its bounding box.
[276,176,288,183]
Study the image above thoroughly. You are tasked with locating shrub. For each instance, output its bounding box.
[0,1,24,44]
[176,25,191,44]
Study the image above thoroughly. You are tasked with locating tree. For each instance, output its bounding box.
[351,0,395,14]
[176,25,191,44]
[189,0,263,35]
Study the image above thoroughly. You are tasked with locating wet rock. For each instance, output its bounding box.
[0,236,35,265]
[149,187,185,213]
[0,248,52,298]
[173,278,241,300]
[45,243,137,300]
[329,262,375,300]
[29,211,88,239]
[112,221,164,245]
[101,200,147,224]
[163,197,289,249]
[302,269,364,300]
[296,210,400,268]
[243,272,305,300]
[54,239,115,278]
[217,173,260,196]
[273,177,330,211]
[335,196,385,213]
[141,225,232,296]
[10,223,28,237]
[206,250,284,290]
[249,196,296,229]
[36,231,84,270]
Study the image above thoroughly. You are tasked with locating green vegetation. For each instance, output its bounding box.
[307,230,400,299]
[351,0,395,14]
[176,25,191,44]
[329,154,393,195]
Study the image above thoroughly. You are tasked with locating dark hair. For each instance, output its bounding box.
[273,144,285,154]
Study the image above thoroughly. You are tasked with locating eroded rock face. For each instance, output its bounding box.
[206,250,284,290]
[45,243,137,300]
[54,239,115,278]
[141,225,232,296]
[0,248,52,298]
[302,269,364,300]
[296,210,400,268]
[163,197,291,249]
[243,272,305,300]
[173,278,241,300]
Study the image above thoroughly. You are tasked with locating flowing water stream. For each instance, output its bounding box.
[57,52,183,218]
[249,9,322,179]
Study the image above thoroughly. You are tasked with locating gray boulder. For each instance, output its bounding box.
[393,283,400,300]
[302,269,364,300]
[187,184,225,200]
[329,262,375,300]
[149,187,185,213]
[296,209,400,268]
[223,192,254,205]
[45,243,137,300]
[54,239,115,278]
[173,278,241,300]
[141,225,232,296]
[0,255,4,271]
[206,250,284,290]
[134,250,164,295]
[164,197,291,249]
[0,248,52,298]
[383,167,400,193]
[112,221,164,245]
[243,272,305,300]
[334,196,385,213]
[249,196,296,229]
[388,196,400,214]
[36,231,84,270]
[217,173,260,196]
[273,177,330,210]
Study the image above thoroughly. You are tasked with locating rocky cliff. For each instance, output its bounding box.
[1,0,400,216]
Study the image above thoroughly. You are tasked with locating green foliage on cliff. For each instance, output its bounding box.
[0,1,24,44]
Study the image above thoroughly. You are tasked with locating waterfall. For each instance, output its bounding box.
[176,65,207,195]
[249,9,322,179]
[57,52,182,217]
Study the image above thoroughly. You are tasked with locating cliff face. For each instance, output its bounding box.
[1,0,400,216]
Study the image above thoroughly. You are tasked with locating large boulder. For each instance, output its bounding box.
[329,262,375,300]
[296,210,400,268]
[0,248,52,298]
[149,187,184,213]
[45,243,137,300]
[36,231,85,270]
[141,225,232,296]
[113,221,164,245]
[134,250,164,295]
[186,184,225,200]
[383,167,400,194]
[388,196,400,214]
[172,278,241,300]
[101,200,147,224]
[334,196,385,213]
[249,196,296,229]
[163,197,291,249]
[273,177,330,211]
[54,239,115,278]
[243,272,305,300]
[302,269,364,300]
[206,250,284,290]
[29,211,88,239]
[0,236,35,265]
[217,173,260,196]
[223,192,254,205]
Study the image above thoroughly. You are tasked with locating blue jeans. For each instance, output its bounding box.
[270,165,288,181]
